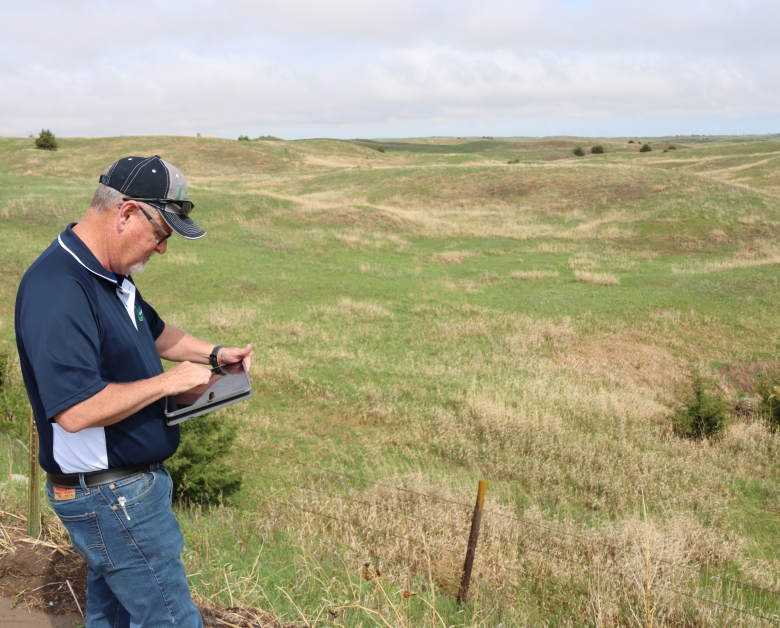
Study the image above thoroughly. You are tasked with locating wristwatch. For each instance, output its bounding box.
[209,345,224,370]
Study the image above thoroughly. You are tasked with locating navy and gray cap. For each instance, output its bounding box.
[99,155,206,240]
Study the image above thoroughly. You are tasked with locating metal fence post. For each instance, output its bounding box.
[27,407,41,538]
[458,479,487,604]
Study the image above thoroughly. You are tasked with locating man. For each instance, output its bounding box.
[15,155,252,627]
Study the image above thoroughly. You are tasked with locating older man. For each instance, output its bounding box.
[15,155,252,627]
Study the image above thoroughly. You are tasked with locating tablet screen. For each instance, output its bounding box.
[165,361,251,417]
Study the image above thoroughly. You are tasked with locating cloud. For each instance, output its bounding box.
[1,0,778,137]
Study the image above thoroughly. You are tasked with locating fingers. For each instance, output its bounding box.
[165,361,213,395]
[219,344,254,369]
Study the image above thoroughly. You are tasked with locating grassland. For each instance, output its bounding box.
[3,134,780,626]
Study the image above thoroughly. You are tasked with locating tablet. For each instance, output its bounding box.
[164,361,253,426]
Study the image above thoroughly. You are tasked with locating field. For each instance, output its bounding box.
[2,133,780,626]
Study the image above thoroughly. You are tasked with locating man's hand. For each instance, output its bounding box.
[218,344,253,371]
[155,326,253,371]
[163,361,213,396]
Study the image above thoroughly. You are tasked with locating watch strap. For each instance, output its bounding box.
[209,345,224,369]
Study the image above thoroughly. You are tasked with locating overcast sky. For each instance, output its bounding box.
[1,0,778,139]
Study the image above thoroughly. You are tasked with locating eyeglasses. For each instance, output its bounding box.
[138,204,173,243]
[121,197,194,216]
[119,201,172,244]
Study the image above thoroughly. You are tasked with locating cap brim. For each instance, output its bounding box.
[153,205,206,240]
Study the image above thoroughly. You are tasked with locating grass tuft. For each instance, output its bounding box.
[511,270,559,280]
[574,270,620,286]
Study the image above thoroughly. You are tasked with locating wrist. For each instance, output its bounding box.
[209,345,224,368]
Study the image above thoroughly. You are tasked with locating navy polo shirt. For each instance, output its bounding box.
[15,224,179,474]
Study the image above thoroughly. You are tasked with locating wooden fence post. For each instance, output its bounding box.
[27,407,41,538]
[458,479,487,604]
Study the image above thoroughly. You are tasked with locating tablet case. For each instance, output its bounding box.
[164,367,253,426]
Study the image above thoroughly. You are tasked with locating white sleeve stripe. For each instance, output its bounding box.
[52,423,108,473]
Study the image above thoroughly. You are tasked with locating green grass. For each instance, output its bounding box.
[3,134,780,626]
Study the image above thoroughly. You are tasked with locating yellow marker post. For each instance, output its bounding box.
[458,479,487,604]
[27,408,41,538]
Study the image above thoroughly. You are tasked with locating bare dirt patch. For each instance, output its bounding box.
[0,523,86,617]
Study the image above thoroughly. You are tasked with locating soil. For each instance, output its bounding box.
[0,524,87,618]
[0,595,82,627]
[0,518,295,628]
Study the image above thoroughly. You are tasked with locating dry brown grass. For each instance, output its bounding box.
[183,452,766,626]
[568,254,599,270]
[333,229,409,251]
[206,304,262,332]
[672,251,780,274]
[439,273,503,294]
[163,251,200,266]
[511,269,559,280]
[429,251,478,265]
[574,270,621,286]
[311,297,393,321]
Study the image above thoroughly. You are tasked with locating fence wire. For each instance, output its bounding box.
[252,450,780,624]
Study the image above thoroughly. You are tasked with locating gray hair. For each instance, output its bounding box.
[90,183,125,213]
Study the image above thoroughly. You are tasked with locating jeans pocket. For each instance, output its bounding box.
[57,512,114,573]
[110,472,157,507]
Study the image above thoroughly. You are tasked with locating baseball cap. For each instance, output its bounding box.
[98,155,206,239]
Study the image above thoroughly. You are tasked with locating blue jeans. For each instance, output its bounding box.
[47,466,203,628]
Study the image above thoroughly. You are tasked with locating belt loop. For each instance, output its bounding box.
[78,473,89,494]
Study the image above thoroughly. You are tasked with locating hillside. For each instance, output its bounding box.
[2,135,780,626]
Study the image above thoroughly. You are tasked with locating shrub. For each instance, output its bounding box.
[628,140,635,144]
[0,350,30,441]
[639,143,652,153]
[668,146,677,150]
[507,158,520,164]
[376,146,385,153]
[167,415,242,504]
[673,373,728,439]
[590,145,605,154]
[237,135,250,141]
[35,129,58,151]
[573,146,585,157]
[756,373,780,430]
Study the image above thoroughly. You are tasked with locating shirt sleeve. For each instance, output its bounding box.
[136,291,165,340]
[19,277,107,421]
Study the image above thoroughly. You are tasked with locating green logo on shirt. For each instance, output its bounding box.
[135,305,144,322]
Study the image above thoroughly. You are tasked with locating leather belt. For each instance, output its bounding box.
[46,463,163,488]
